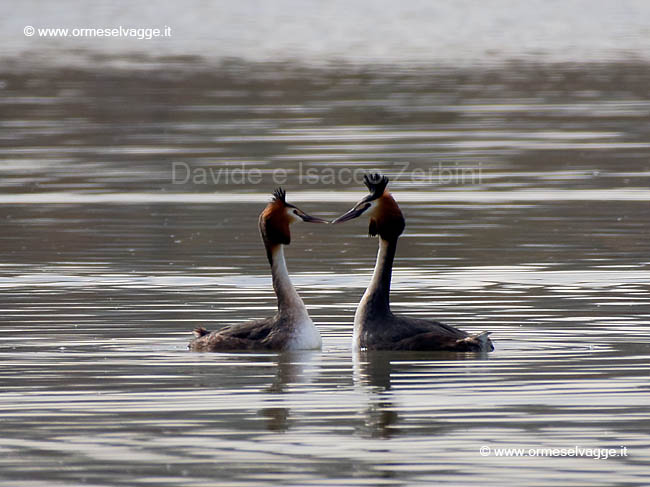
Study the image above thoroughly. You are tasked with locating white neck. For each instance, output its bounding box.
[271,245,309,319]
[354,238,395,330]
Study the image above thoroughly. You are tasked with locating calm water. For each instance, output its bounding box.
[1,60,650,486]
[4,0,650,65]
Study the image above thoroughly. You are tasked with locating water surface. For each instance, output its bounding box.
[1,61,650,486]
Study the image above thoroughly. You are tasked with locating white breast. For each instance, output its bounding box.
[351,291,370,349]
[288,318,322,350]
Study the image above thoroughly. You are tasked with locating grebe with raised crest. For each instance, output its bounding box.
[189,188,326,352]
[332,174,493,352]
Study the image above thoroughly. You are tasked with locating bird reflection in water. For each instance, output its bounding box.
[353,351,489,438]
[260,350,320,432]
[353,351,401,438]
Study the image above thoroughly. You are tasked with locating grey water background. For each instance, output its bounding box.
[2,1,650,486]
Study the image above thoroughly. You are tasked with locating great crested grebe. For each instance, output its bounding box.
[189,188,327,352]
[332,174,493,352]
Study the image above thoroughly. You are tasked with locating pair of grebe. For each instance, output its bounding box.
[189,174,493,353]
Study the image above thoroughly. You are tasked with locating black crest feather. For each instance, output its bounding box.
[363,173,389,200]
[272,187,286,203]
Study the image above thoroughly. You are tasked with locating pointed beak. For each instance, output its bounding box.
[330,203,369,224]
[295,209,329,223]
[300,213,329,223]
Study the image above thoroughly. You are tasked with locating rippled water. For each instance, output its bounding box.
[1,61,650,486]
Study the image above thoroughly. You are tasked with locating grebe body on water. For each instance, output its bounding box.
[189,189,326,352]
[332,174,493,353]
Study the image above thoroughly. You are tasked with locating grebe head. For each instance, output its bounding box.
[259,188,327,246]
[331,173,405,241]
